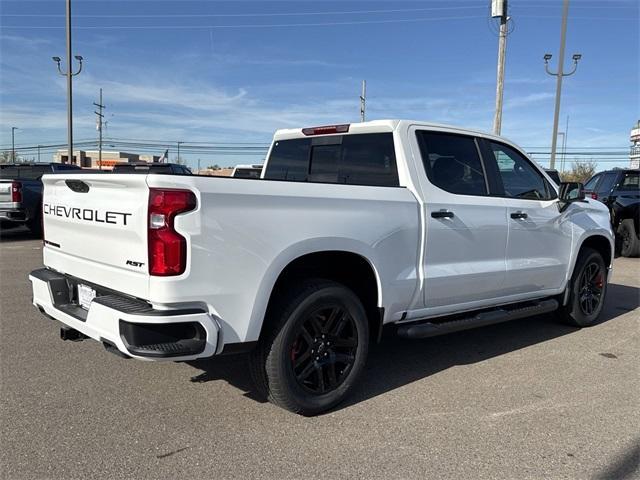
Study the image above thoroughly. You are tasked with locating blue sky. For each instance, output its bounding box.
[0,0,638,169]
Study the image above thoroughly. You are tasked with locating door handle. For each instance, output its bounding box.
[431,210,454,219]
[510,211,528,220]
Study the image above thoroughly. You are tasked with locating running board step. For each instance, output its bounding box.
[397,299,559,339]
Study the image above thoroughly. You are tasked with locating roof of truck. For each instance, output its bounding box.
[273,119,517,146]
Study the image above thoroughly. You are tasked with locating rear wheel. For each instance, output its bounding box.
[558,248,607,327]
[250,279,369,415]
[618,219,640,257]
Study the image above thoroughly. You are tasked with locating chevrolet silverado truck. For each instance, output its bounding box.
[0,162,81,234]
[30,120,614,415]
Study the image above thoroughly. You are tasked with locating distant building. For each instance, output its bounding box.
[197,167,234,177]
[631,121,640,169]
[53,150,160,169]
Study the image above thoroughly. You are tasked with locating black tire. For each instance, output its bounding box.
[558,247,607,327]
[26,209,42,236]
[618,219,640,257]
[26,220,42,236]
[250,279,369,415]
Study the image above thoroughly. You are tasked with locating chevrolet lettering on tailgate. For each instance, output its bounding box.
[43,203,132,226]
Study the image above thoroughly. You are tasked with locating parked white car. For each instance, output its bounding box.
[30,120,614,414]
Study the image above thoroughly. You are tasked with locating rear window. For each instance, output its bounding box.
[264,133,399,187]
[233,168,262,179]
[583,174,601,191]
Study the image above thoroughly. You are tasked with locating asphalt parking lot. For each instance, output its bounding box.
[1,227,638,480]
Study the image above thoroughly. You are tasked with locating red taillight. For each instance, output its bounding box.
[591,192,598,200]
[148,188,197,276]
[11,181,22,202]
[301,124,350,136]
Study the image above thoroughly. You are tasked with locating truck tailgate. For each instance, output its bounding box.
[41,174,150,299]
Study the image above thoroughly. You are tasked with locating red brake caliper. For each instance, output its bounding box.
[290,339,301,362]
[595,272,604,289]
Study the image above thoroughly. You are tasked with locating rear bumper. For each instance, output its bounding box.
[0,205,27,223]
[29,268,219,361]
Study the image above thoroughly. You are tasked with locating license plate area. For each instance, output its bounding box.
[77,283,97,310]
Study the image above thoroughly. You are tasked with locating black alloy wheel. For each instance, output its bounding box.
[558,247,607,327]
[250,279,369,415]
[289,305,358,394]
[578,261,605,316]
[621,227,632,254]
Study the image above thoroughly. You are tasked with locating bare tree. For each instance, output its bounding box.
[0,151,17,164]
[561,159,597,183]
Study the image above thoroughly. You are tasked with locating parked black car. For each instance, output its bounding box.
[111,163,192,175]
[583,168,640,257]
[0,163,82,234]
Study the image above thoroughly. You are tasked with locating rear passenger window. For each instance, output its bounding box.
[416,131,487,195]
[488,142,555,200]
[264,133,399,187]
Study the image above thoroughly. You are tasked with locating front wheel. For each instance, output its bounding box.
[250,279,369,415]
[558,248,607,327]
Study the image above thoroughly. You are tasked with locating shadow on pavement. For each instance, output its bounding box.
[0,226,41,242]
[187,282,639,411]
[593,439,640,480]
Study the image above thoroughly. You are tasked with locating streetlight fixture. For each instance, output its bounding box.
[52,0,83,165]
[542,0,581,170]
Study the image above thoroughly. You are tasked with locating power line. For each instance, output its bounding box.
[1,6,486,17]
[0,15,487,29]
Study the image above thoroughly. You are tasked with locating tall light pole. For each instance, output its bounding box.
[543,0,581,169]
[52,0,83,165]
[491,0,510,135]
[11,127,18,162]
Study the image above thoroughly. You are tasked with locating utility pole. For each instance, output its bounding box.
[11,127,18,162]
[52,0,83,165]
[37,145,41,162]
[360,80,366,122]
[93,88,105,170]
[491,0,509,135]
[543,0,581,169]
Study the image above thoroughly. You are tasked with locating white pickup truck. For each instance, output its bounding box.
[30,120,614,415]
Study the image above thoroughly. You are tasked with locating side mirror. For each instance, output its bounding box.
[559,182,585,202]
